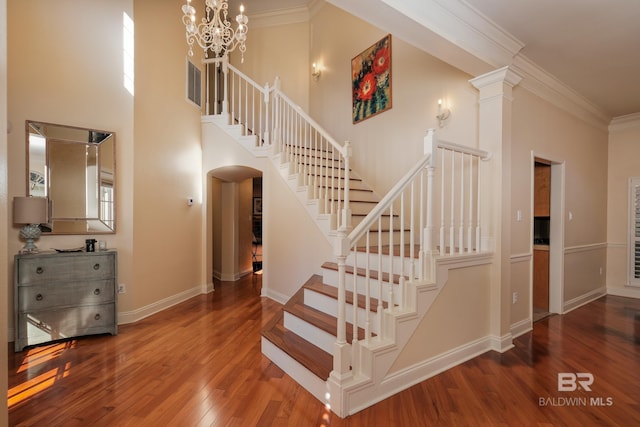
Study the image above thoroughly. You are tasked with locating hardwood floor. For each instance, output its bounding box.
[8,275,640,426]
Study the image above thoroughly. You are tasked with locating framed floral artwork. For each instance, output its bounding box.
[351,34,392,124]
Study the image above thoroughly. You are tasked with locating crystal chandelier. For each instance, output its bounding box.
[181,0,248,61]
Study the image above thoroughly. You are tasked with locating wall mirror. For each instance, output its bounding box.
[26,120,116,234]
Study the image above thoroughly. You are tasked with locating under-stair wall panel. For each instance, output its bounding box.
[262,159,334,302]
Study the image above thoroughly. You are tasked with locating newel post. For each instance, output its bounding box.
[327,230,352,416]
[331,231,352,378]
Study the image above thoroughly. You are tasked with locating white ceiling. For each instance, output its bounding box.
[234,0,640,118]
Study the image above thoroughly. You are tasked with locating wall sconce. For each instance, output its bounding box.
[312,62,321,81]
[436,99,451,127]
[13,196,48,254]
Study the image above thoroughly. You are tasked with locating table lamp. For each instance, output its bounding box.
[13,196,48,254]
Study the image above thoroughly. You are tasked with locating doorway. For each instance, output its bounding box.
[532,157,564,321]
[533,160,551,321]
[208,166,263,283]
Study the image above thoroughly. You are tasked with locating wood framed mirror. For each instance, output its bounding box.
[26,120,116,234]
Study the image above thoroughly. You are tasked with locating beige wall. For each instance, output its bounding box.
[233,20,310,110]
[309,3,478,197]
[1,0,9,422]
[131,0,204,310]
[7,0,204,325]
[262,158,334,301]
[214,179,253,280]
[211,177,222,277]
[392,264,491,372]
[510,88,609,326]
[7,0,135,320]
[607,120,640,297]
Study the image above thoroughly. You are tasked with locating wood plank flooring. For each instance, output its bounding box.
[8,274,640,426]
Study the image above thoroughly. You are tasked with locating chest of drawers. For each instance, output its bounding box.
[14,250,118,352]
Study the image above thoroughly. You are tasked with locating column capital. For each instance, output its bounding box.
[469,66,523,91]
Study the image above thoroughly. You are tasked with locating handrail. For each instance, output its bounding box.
[272,88,348,158]
[347,153,431,243]
[433,139,491,160]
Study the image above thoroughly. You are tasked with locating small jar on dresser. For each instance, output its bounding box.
[14,250,118,352]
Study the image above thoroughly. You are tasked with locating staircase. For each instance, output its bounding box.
[203,56,492,417]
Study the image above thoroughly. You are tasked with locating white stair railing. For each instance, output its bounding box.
[204,57,351,231]
[204,57,275,147]
[271,83,352,231]
[204,61,491,386]
[331,129,490,380]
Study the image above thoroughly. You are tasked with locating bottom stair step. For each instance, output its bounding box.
[261,310,332,380]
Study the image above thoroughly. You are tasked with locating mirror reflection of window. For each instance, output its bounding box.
[28,133,46,197]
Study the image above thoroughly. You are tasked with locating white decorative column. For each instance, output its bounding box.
[470,66,522,352]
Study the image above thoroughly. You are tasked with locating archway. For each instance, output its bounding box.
[207,166,262,284]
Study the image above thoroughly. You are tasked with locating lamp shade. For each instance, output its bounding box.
[13,196,48,225]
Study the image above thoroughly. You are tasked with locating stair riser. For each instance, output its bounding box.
[260,338,328,403]
[284,174,373,195]
[286,161,348,173]
[309,190,379,206]
[321,268,402,305]
[303,289,381,335]
[304,178,374,194]
[283,311,335,354]
[350,215,410,231]
[346,252,419,276]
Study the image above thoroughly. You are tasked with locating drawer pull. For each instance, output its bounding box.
[35,294,43,301]
[94,289,101,295]
[94,313,101,321]
[93,263,100,270]
[36,267,44,274]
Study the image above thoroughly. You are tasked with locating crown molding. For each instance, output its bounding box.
[375,0,612,131]
[512,54,611,132]
[250,5,311,28]
[380,0,524,66]
[609,113,640,132]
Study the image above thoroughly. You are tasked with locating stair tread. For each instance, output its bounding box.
[322,261,407,284]
[303,274,389,311]
[261,310,333,380]
[284,288,369,343]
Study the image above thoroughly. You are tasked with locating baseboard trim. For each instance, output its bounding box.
[563,287,606,313]
[117,285,203,325]
[347,335,494,415]
[489,332,514,353]
[262,287,290,305]
[510,318,532,338]
[607,286,640,299]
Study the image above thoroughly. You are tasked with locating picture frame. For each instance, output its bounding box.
[351,34,392,124]
[253,197,262,215]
